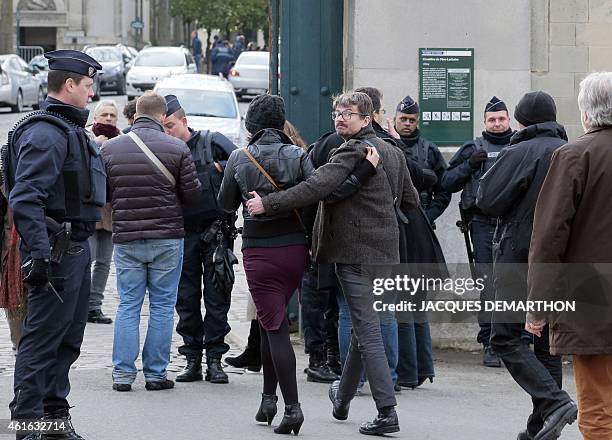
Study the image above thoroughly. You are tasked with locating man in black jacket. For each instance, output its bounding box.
[442,96,515,367]
[388,96,450,227]
[163,94,237,384]
[476,91,576,440]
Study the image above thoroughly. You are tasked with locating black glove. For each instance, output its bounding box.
[469,149,488,168]
[24,258,49,287]
[421,169,438,190]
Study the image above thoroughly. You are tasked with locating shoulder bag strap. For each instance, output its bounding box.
[127,131,176,186]
[242,146,307,232]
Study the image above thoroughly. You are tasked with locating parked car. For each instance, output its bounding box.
[154,74,245,147]
[84,45,128,95]
[28,55,49,97]
[0,54,44,112]
[126,46,197,100]
[228,51,269,100]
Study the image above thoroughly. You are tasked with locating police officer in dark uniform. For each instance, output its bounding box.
[5,50,104,440]
[442,96,515,367]
[162,95,237,384]
[389,96,451,227]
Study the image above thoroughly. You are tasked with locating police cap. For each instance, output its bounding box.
[164,94,183,117]
[44,50,102,78]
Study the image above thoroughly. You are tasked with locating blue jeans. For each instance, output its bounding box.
[112,239,184,384]
[337,290,398,387]
[396,320,435,386]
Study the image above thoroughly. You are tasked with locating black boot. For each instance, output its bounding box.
[326,345,342,376]
[255,393,278,425]
[483,346,502,368]
[274,403,304,435]
[176,357,203,382]
[206,357,229,384]
[358,406,400,436]
[328,380,350,420]
[533,401,577,440]
[87,309,112,324]
[305,350,339,383]
[43,407,84,439]
[225,320,262,372]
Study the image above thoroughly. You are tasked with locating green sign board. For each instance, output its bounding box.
[419,48,474,145]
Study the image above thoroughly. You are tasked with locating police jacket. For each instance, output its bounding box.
[442,129,514,214]
[218,128,314,248]
[183,128,236,230]
[102,116,201,243]
[398,130,451,223]
[7,97,106,259]
[476,121,567,262]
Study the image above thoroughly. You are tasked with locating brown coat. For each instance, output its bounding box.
[262,125,419,265]
[528,126,612,355]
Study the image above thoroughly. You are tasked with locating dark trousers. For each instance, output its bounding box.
[176,231,231,360]
[300,265,339,354]
[470,220,496,346]
[491,323,571,435]
[335,264,396,409]
[10,242,91,419]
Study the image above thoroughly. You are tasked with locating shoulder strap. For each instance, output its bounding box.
[242,146,307,231]
[196,130,214,164]
[127,131,176,186]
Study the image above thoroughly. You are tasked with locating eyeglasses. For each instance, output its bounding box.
[331,110,369,121]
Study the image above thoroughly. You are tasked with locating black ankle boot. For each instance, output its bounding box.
[359,406,400,435]
[305,350,339,383]
[176,357,203,382]
[43,407,84,439]
[326,346,342,376]
[206,357,229,384]
[328,380,350,420]
[255,393,278,425]
[225,320,262,371]
[274,403,304,435]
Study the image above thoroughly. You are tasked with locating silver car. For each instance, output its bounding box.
[228,51,269,100]
[154,74,245,148]
[0,54,44,112]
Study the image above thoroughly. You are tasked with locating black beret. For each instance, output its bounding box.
[164,94,182,117]
[245,94,286,135]
[514,91,557,127]
[485,96,508,114]
[396,95,419,115]
[44,50,102,78]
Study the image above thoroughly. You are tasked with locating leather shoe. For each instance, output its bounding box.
[206,357,229,384]
[112,383,131,392]
[483,346,502,368]
[42,407,84,439]
[87,309,112,324]
[145,378,174,391]
[306,350,339,383]
[176,358,203,382]
[517,429,533,440]
[533,401,577,440]
[359,406,400,436]
[328,380,350,420]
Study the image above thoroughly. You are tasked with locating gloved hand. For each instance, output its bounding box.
[469,149,488,168]
[24,258,50,287]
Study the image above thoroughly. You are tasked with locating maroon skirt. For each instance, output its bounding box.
[243,245,309,331]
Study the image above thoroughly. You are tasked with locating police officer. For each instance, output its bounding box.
[5,50,104,440]
[441,96,515,367]
[387,96,451,227]
[162,95,237,383]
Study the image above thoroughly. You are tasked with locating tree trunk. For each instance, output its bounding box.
[0,0,15,54]
[205,28,212,74]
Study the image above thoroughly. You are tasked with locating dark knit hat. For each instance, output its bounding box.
[484,96,508,114]
[245,94,286,134]
[514,91,557,127]
[396,95,420,115]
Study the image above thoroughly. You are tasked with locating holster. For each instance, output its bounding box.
[46,217,72,264]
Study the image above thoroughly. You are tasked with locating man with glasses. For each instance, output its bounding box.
[387,96,451,229]
[246,91,419,435]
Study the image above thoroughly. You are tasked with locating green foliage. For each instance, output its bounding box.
[170,0,268,34]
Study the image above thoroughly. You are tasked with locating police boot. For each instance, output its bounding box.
[176,357,203,382]
[225,320,262,372]
[306,350,339,383]
[205,357,229,384]
[43,407,84,439]
[326,345,342,376]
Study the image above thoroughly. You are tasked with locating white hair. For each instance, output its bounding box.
[93,100,119,118]
[577,72,612,127]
